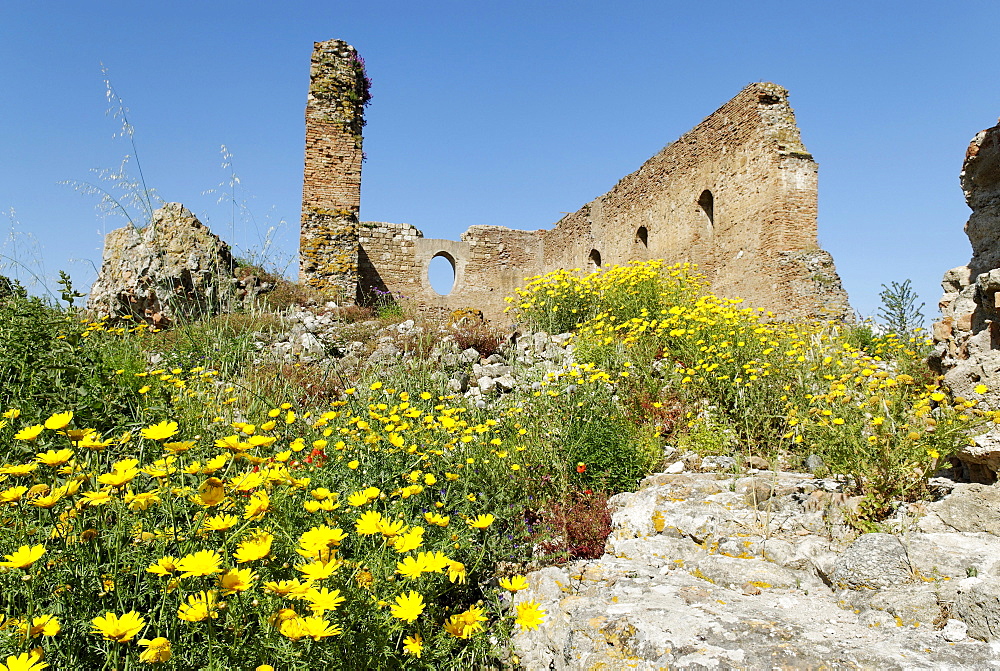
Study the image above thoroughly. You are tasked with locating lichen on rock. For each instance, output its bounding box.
[87,203,239,326]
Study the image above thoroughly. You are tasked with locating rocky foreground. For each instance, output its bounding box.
[512,466,1000,669]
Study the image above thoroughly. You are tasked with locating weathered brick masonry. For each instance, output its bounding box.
[299,40,369,298]
[301,40,851,321]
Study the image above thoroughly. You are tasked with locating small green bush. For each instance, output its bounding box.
[0,296,141,434]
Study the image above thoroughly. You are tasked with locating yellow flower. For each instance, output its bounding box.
[0,651,47,671]
[303,500,322,513]
[80,490,112,507]
[0,486,28,503]
[163,440,196,454]
[499,575,529,591]
[219,568,257,595]
[355,510,384,535]
[14,425,44,441]
[297,560,339,582]
[80,432,114,450]
[297,525,347,560]
[347,491,370,507]
[140,421,179,441]
[347,460,360,470]
[0,462,38,476]
[196,477,226,507]
[177,591,219,622]
[125,490,161,511]
[231,470,267,492]
[175,550,223,578]
[262,579,311,598]
[147,556,178,576]
[392,527,425,553]
[201,454,229,474]
[514,601,546,631]
[976,384,989,395]
[234,531,274,563]
[279,615,342,640]
[22,614,60,638]
[91,611,146,642]
[447,560,467,584]
[97,459,140,487]
[389,590,424,622]
[467,513,495,529]
[443,604,488,638]
[138,636,172,663]
[243,490,270,520]
[0,544,45,569]
[202,513,239,532]
[303,586,346,615]
[35,449,73,466]
[377,516,406,537]
[1,409,20,419]
[424,512,450,527]
[402,633,423,658]
[43,411,73,430]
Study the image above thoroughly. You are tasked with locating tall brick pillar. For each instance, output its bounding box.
[299,39,370,300]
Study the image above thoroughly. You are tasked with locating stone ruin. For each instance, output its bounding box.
[87,203,269,326]
[87,41,852,327]
[300,39,852,322]
[931,120,1000,482]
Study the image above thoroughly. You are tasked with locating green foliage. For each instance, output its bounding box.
[877,279,925,336]
[562,393,659,493]
[0,295,141,433]
[137,313,282,377]
[56,270,85,308]
[0,259,986,667]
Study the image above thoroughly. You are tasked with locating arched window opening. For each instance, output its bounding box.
[635,226,648,247]
[698,190,715,229]
[588,249,602,269]
[428,253,456,296]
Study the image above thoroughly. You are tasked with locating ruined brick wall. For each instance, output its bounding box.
[538,83,849,321]
[358,222,543,320]
[301,45,850,322]
[299,40,370,300]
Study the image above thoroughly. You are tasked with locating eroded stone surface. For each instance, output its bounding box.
[514,470,1000,669]
[931,121,1000,481]
[87,203,239,325]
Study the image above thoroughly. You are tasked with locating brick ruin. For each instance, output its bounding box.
[300,40,851,322]
[299,40,369,298]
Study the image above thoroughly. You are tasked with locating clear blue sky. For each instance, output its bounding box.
[3,0,999,321]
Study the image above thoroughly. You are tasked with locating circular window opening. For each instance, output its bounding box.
[635,226,648,247]
[588,249,602,269]
[428,253,456,296]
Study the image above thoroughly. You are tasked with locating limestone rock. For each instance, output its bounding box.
[931,121,1000,482]
[87,203,237,325]
[516,468,1000,667]
[955,577,1000,641]
[942,618,969,642]
[830,533,912,590]
[925,483,1000,534]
